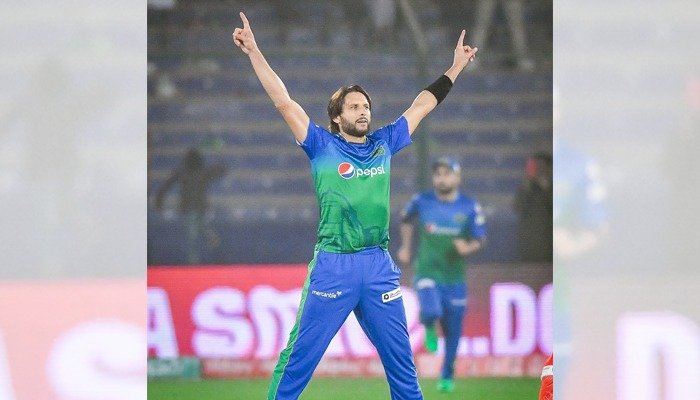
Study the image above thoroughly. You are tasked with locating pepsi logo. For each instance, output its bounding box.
[338,162,355,179]
[337,162,386,179]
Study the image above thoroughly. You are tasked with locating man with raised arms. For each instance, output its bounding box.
[232,12,478,399]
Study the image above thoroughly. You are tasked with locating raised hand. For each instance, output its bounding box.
[232,11,257,54]
[453,30,478,70]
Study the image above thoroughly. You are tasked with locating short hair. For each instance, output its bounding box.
[327,85,372,133]
[432,157,461,173]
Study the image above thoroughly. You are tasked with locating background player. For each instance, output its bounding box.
[232,11,478,400]
[397,157,486,393]
[539,354,553,400]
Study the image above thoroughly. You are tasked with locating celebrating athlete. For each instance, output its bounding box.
[232,11,478,400]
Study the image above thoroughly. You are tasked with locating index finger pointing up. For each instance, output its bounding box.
[457,29,465,48]
[240,11,250,28]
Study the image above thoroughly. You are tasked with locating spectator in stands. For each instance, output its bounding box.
[397,157,486,393]
[147,0,175,24]
[365,0,398,47]
[439,0,533,70]
[148,0,176,48]
[475,0,534,70]
[513,152,553,263]
[154,147,226,264]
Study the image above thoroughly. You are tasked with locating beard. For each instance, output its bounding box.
[435,184,457,196]
[339,116,370,138]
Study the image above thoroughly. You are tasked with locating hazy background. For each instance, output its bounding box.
[0,0,145,398]
[0,0,144,280]
[555,0,700,398]
[1,0,699,398]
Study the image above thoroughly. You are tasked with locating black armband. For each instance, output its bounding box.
[424,75,453,105]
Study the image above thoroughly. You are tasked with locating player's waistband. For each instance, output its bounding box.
[314,244,386,255]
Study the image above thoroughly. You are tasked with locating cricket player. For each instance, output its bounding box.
[397,157,486,392]
[232,11,478,400]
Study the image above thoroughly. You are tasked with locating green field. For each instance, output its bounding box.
[148,377,539,399]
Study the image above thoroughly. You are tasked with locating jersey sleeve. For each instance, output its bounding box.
[400,193,421,223]
[464,201,487,240]
[297,121,331,160]
[370,115,412,155]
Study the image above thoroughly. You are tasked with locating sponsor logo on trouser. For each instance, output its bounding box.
[311,290,342,299]
[382,287,402,303]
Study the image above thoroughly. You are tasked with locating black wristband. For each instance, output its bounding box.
[424,75,453,105]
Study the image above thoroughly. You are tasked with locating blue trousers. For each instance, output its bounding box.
[268,247,423,400]
[415,278,467,380]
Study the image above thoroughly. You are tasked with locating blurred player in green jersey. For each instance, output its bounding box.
[398,157,487,392]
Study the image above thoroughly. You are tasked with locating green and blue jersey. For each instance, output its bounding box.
[402,192,486,283]
[298,116,411,253]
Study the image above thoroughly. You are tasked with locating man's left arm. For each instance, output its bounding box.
[453,200,487,257]
[403,30,478,135]
[453,238,483,257]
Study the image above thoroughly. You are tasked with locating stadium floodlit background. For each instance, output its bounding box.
[146,0,552,398]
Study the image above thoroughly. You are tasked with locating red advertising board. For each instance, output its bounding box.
[148,264,551,378]
[0,279,145,400]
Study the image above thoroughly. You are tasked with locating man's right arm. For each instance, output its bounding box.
[402,30,478,135]
[397,222,414,265]
[232,12,309,143]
